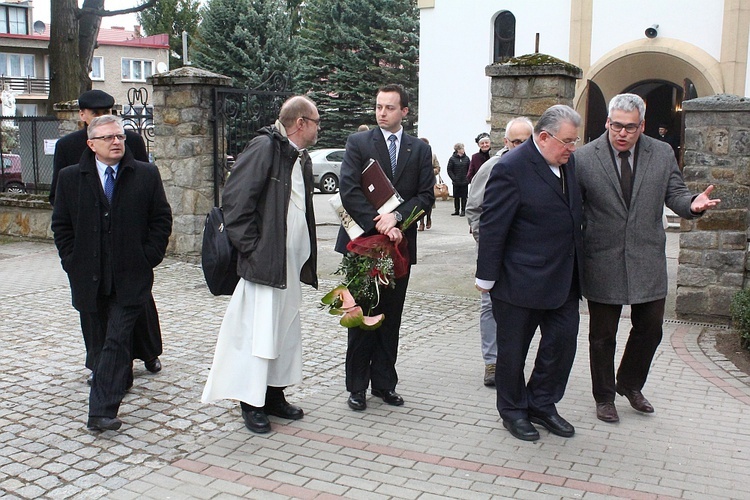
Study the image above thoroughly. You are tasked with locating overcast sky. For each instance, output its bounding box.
[32,1,142,30]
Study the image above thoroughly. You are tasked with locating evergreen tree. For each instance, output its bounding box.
[138,0,201,69]
[297,0,419,148]
[192,0,298,89]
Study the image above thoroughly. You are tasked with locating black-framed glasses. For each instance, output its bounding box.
[302,116,321,125]
[547,133,580,149]
[609,121,641,134]
[509,139,525,146]
[90,134,126,142]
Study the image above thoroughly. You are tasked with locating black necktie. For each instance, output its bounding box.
[618,151,632,208]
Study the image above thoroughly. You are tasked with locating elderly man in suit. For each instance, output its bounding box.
[476,105,584,442]
[50,90,163,382]
[466,116,533,387]
[52,115,172,431]
[335,84,435,411]
[575,93,719,423]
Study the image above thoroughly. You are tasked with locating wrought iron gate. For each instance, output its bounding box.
[120,86,154,158]
[211,73,293,206]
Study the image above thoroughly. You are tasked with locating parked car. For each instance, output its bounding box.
[0,153,24,193]
[309,148,345,194]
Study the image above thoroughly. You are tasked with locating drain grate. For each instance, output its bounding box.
[664,318,729,329]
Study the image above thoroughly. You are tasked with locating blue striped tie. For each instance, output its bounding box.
[388,134,397,175]
[104,166,115,203]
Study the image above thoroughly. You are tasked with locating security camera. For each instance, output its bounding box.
[645,24,659,39]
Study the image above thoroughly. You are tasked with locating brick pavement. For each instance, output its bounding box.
[1,227,750,499]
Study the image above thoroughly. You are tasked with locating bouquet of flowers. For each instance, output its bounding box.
[321,207,424,329]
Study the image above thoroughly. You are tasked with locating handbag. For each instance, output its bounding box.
[434,175,449,201]
[201,207,240,296]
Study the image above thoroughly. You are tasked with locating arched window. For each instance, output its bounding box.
[494,11,515,62]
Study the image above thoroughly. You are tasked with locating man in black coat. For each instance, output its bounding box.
[476,105,584,442]
[335,84,435,411]
[50,90,162,378]
[52,115,172,431]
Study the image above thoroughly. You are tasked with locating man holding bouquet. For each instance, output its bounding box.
[335,84,435,411]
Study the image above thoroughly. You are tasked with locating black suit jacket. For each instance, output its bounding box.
[50,127,148,205]
[334,128,435,263]
[51,148,172,312]
[476,139,583,310]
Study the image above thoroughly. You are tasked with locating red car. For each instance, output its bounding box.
[1,153,24,193]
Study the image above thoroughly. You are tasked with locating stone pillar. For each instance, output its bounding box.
[52,100,82,136]
[485,54,582,148]
[149,66,232,257]
[677,94,750,322]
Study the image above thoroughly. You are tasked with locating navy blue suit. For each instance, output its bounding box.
[335,128,434,393]
[476,139,583,421]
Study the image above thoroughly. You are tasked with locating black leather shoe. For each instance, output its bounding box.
[371,389,404,406]
[144,357,162,373]
[265,401,304,420]
[616,384,654,413]
[87,416,122,431]
[451,212,459,216]
[242,409,271,433]
[529,413,575,437]
[347,391,366,411]
[502,418,539,441]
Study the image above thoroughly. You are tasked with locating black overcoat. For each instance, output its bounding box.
[51,148,172,313]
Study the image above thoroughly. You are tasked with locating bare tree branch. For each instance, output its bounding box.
[79,0,158,19]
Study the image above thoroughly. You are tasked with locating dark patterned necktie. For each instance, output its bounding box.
[388,134,397,175]
[104,166,115,204]
[618,151,632,208]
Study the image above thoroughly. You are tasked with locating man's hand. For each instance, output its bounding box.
[385,226,403,244]
[691,185,721,213]
[476,284,490,293]
[374,212,398,234]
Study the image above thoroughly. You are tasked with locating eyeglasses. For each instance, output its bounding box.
[547,133,580,149]
[609,121,641,134]
[90,134,126,142]
[509,139,525,146]
[302,116,321,125]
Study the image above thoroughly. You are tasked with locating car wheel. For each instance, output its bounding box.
[4,182,24,193]
[320,173,338,194]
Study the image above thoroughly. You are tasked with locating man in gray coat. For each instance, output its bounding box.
[575,93,720,423]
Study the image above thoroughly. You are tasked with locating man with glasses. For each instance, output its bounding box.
[575,93,720,424]
[476,105,583,441]
[202,96,319,434]
[466,116,533,387]
[50,90,164,387]
[52,115,172,431]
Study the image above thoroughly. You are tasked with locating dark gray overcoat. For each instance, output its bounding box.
[575,133,699,305]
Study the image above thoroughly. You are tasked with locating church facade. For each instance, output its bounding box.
[417,0,749,167]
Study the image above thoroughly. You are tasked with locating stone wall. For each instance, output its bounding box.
[485,54,582,148]
[149,66,232,257]
[676,94,750,322]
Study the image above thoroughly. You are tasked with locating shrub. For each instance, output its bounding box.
[730,288,750,350]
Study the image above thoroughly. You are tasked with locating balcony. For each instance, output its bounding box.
[0,76,49,96]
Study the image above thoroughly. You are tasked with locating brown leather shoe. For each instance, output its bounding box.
[483,364,496,387]
[616,384,654,413]
[596,402,619,423]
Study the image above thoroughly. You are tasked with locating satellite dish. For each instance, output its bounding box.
[33,20,46,35]
[156,62,168,73]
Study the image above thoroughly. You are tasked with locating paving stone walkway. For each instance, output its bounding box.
[1,210,748,499]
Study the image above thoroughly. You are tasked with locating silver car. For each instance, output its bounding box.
[310,148,345,194]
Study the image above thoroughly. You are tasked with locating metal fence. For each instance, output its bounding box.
[0,116,59,195]
[211,73,293,206]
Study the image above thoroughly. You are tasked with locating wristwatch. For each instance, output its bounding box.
[393,211,403,223]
